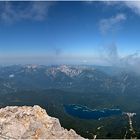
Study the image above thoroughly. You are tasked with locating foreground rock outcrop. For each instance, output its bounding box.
[0,105,84,139]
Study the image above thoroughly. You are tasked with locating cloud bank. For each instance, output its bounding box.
[102,43,140,74]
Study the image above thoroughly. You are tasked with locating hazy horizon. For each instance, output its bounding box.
[0,1,140,67]
[1,2,140,138]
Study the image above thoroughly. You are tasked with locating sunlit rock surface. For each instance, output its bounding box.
[0,105,84,139]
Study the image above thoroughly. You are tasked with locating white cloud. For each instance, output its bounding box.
[124,1,140,15]
[0,2,54,24]
[101,43,140,74]
[104,1,140,16]
[99,13,126,34]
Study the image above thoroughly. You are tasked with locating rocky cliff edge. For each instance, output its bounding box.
[0,105,84,139]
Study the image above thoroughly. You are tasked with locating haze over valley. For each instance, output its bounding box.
[0,1,140,139]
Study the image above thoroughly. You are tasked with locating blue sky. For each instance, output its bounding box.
[0,1,140,65]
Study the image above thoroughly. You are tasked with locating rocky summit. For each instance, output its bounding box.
[0,105,84,139]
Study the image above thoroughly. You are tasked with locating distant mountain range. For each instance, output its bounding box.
[0,64,140,95]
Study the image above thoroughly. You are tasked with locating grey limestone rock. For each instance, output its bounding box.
[0,105,84,139]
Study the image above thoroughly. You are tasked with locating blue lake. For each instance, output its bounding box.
[64,104,122,120]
